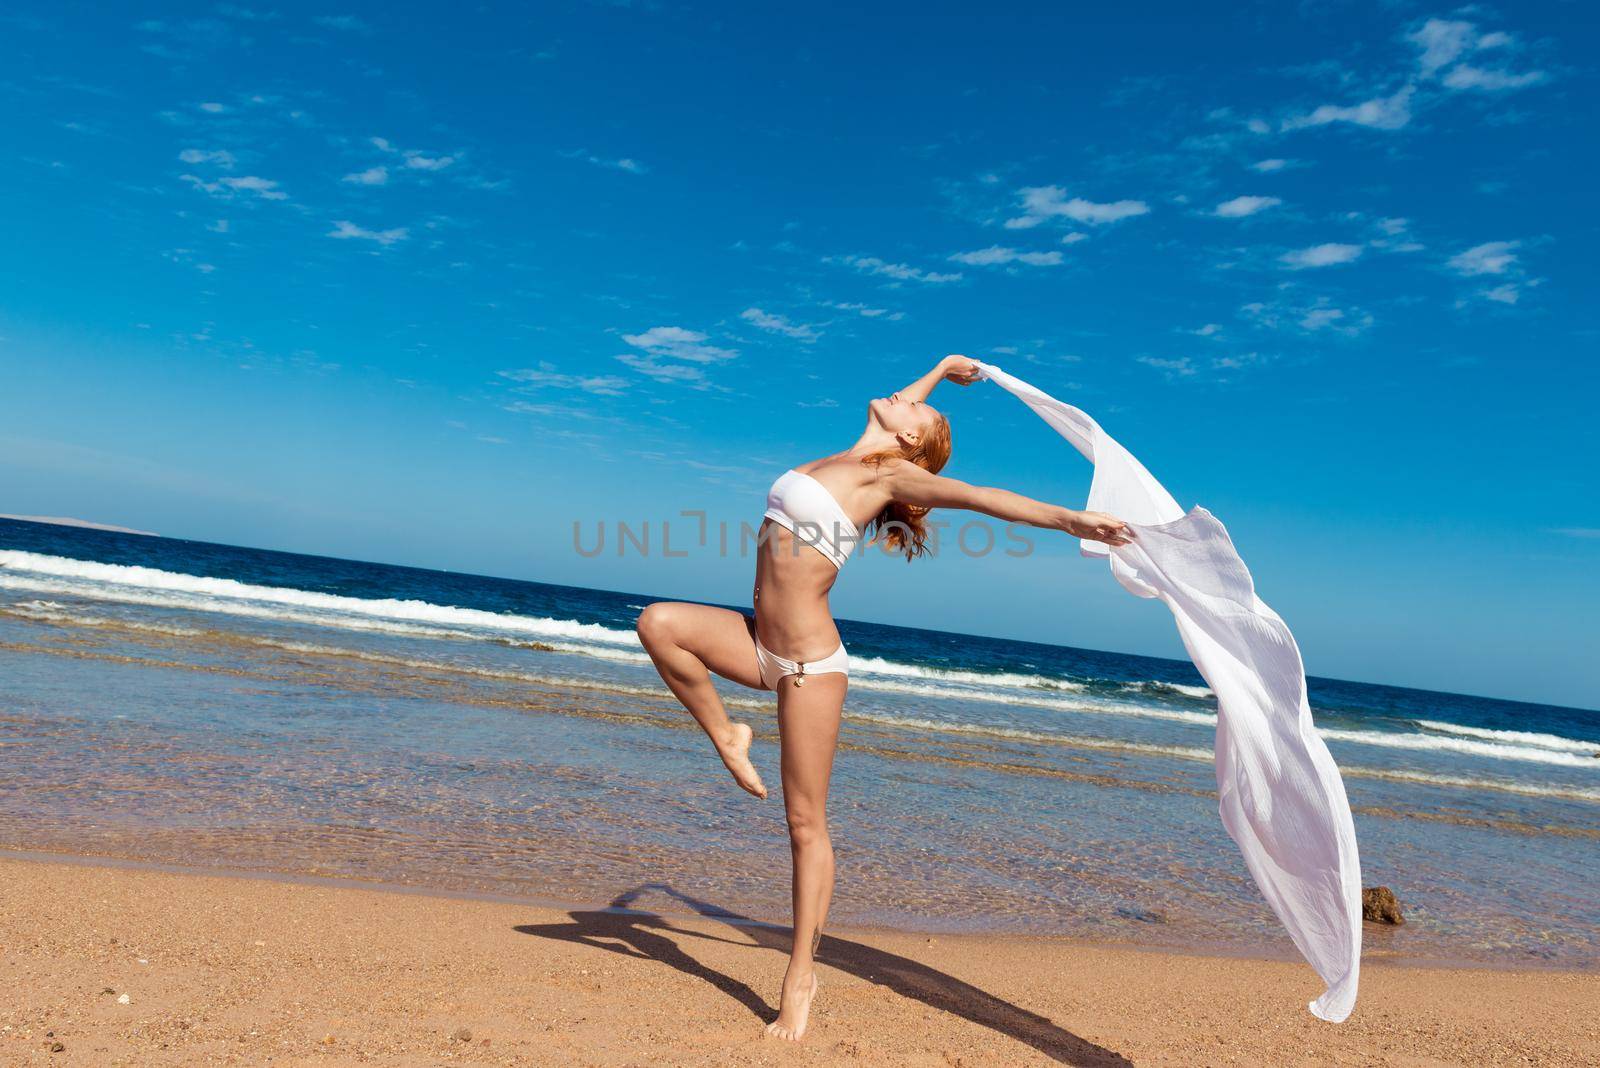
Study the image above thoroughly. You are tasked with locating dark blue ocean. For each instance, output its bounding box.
[2,517,1596,967]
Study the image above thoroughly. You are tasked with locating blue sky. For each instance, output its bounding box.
[1,2,1596,707]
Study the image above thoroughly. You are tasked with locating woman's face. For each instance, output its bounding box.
[869,392,942,443]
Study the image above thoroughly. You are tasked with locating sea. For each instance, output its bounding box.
[1,516,1596,968]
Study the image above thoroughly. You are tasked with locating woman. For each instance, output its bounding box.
[634,354,1132,1041]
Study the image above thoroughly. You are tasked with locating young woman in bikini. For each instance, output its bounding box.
[635,354,1132,1041]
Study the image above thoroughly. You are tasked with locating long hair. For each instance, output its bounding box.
[858,413,953,561]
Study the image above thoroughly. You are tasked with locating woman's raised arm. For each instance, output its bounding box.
[894,354,983,403]
[879,459,1132,546]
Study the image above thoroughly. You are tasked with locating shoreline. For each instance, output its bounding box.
[3,846,1590,981]
[3,855,1596,1066]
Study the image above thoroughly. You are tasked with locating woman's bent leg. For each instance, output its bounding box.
[635,601,769,798]
[766,671,845,1042]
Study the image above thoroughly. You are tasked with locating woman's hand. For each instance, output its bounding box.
[1063,509,1133,547]
[941,354,982,386]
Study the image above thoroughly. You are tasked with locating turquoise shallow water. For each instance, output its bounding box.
[1,517,1596,966]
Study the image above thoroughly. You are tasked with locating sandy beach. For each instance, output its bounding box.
[2,854,1595,1067]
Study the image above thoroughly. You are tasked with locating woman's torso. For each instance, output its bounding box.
[752,456,883,658]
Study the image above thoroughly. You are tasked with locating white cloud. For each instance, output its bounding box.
[1009,185,1150,228]
[826,301,904,321]
[370,136,395,152]
[1408,18,1477,76]
[741,307,820,342]
[1283,86,1413,132]
[1405,18,1547,93]
[207,219,229,233]
[1060,232,1088,245]
[1280,243,1363,269]
[621,326,737,363]
[1243,295,1372,336]
[615,353,711,388]
[178,148,236,168]
[1250,158,1290,173]
[342,165,389,186]
[1441,66,1547,91]
[1135,355,1195,377]
[563,150,646,174]
[947,245,1063,267]
[1213,195,1281,218]
[198,101,226,113]
[1191,323,1222,337]
[837,255,962,284]
[1484,283,1521,304]
[1448,240,1519,276]
[327,220,408,245]
[182,174,288,200]
[403,151,455,171]
[499,363,629,396]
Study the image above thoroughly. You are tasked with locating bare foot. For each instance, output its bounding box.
[717,723,767,798]
[764,968,819,1042]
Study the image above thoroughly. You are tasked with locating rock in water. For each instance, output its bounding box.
[1362,886,1405,925]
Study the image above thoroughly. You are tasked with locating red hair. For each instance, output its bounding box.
[858,413,952,561]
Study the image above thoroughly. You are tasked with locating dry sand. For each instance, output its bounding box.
[1,854,1595,1066]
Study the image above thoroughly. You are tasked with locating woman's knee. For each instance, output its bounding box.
[635,601,683,651]
[785,806,829,849]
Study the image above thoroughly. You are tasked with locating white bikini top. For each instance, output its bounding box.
[762,469,861,569]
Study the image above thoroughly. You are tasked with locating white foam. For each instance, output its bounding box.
[1415,719,1600,756]
[850,654,1086,692]
[1321,726,1600,771]
[0,550,636,645]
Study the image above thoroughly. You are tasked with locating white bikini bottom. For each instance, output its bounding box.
[754,636,849,690]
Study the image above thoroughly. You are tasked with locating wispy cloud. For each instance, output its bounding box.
[403,152,455,171]
[367,137,457,173]
[327,220,408,245]
[1006,185,1149,229]
[947,245,1063,267]
[561,150,645,174]
[1409,18,1545,92]
[616,326,738,389]
[1135,355,1195,377]
[741,307,820,342]
[1449,241,1534,305]
[835,255,962,285]
[1448,241,1519,276]
[1213,195,1281,218]
[182,174,288,201]
[1283,86,1414,132]
[1280,243,1363,269]
[825,301,905,321]
[499,363,629,396]
[1250,158,1292,173]
[342,165,388,186]
[620,326,737,363]
[1242,295,1372,336]
[178,148,236,168]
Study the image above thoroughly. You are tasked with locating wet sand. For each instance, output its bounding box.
[1,855,1595,1066]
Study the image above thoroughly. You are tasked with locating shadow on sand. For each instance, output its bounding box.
[514,883,1132,1066]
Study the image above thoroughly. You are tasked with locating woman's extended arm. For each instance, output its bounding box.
[895,354,982,403]
[879,459,1132,545]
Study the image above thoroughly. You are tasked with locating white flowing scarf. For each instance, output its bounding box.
[974,361,1362,1022]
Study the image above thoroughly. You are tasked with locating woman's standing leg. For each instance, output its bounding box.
[765,671,845,1042]
[635,601,769,798]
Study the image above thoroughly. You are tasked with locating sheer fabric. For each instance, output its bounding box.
[975,360,1362,1022]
